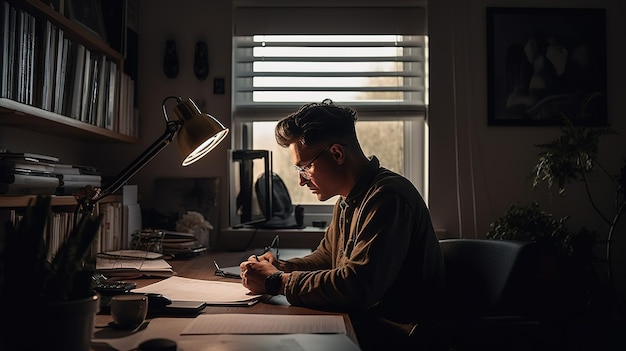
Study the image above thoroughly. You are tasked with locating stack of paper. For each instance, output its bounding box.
[96,250,174,278]
[161,231,207,257]
[131,276,261,306]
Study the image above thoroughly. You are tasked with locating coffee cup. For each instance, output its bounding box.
[110,294,148,329]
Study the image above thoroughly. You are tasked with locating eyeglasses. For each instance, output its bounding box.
[293,144,332,180]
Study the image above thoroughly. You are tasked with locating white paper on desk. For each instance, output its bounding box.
[131,276,260,304]
[182,313,347,335]
[93,318,360,351]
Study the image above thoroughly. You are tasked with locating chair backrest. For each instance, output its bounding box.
[439,239,538,318]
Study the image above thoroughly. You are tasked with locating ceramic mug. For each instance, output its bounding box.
[110,294,148,328]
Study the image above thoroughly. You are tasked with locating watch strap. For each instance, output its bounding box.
[265,271,284,296]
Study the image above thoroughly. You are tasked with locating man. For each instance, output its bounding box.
[240,99,445,349]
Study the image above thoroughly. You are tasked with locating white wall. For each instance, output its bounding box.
[429,0,626,239]
[95,0,234,246]
[428,0,626,306]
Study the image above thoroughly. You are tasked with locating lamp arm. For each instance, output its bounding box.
[77,119,182,214]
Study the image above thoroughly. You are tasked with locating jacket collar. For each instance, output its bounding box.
[344,156,380,206]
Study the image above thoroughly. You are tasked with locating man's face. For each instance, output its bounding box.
[290,143,341,202]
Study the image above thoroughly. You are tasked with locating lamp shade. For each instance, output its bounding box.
[174,98,229,166]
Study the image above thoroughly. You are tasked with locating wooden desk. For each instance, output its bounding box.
[92,250,359,350]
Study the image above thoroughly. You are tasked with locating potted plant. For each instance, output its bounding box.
[0,195,103,351]
[531,117,626,286]
[488,112,626,319]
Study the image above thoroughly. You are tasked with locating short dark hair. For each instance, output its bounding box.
[275,99,359,148]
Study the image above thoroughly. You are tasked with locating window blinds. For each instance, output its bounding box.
[233,6,428,120]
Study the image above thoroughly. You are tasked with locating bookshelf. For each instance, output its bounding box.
[0,0,138,141]
[0,0,139,252]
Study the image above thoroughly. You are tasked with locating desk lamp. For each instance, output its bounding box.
[75,96,229,216]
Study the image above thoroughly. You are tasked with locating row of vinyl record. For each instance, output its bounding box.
[8,201,127,260]
[0,1,137,137]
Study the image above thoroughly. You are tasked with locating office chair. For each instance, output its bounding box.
[424,238,544,351]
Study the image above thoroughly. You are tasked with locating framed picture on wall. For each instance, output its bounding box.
[486,7,607,126]
[67,0,107,41]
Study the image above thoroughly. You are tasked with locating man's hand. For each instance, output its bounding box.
[239,259,281,294]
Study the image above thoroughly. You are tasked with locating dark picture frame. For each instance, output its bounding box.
[67,0,107,41]
[486,7,607,126]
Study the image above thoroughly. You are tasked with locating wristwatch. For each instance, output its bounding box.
[265,271,284,296]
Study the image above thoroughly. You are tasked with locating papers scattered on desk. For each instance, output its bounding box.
[131,276,261,306]
[96,256,174,278]
[181,313,347,335]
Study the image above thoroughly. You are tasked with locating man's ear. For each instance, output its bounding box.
[328,143,345,164]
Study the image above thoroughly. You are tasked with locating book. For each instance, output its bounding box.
[1,168,55,180]
[15,8,25,103]
[0,172,59,194]
[53,163,100,176]
[26,11,36,105]
[61,40,77,116]
[0,158,56,173]
[56,173,102,182]
[86,53,100,124]
[57,178,101,187]
[32,16,48,109]
[6,5,16,100]
[22,11,35,105]
[69,43,85,119]
[95,53,107,127]
[105,60,117,131]
[0,182,57,195]
[79,48,91,122]
[53,36,69,114]
[0,1,10,98]
[0,151,59,163]
[53,163,80,175]
[0,170,58,183]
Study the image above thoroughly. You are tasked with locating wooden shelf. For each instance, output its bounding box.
[0,99,138,143]
[0,194,123,208]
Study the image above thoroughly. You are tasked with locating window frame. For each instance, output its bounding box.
[230,5,429,226]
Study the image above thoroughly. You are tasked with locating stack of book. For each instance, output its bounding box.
[53,163,102,195]
[0,151,60,195]
[161,231,207,258]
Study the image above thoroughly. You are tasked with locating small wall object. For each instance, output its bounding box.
[213,78,225,94]
[194,41,209,80]
[163,40,179,79]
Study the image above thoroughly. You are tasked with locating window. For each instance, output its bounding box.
[232,5,428,221]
